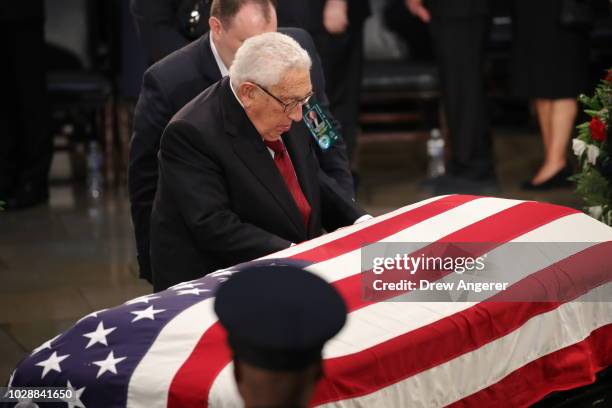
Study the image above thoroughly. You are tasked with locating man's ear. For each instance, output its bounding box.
[209,16,222,36]
[238,83,257,108]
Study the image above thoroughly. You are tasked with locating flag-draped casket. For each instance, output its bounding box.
[6,195,612,407]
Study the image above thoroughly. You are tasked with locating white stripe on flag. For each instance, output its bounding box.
[262,195,452,259]
[208,286,612,408]
[316,283,612,408]
[323,212,612,358]
[208,211,612,405]
[128,197,610,407]
[511,212,612,242]
[305,197,524,283]
[206,197,524,404]
[126,298,217,408]
[126,196,456,408]
[208,363,242,408]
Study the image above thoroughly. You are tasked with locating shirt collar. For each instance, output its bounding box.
[210,34,230,77]
[213,38,242,108]
[229,79,244,108]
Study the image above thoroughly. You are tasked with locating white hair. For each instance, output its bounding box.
[229,32,312,89]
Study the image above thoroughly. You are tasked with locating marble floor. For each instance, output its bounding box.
[0,128,582,383]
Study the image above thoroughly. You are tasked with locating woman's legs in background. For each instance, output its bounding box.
[530,98,577,185]
[535,99,552,152]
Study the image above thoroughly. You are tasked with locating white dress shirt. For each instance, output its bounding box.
[210,35,230,78]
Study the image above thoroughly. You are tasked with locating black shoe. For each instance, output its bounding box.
[521,167,572,191]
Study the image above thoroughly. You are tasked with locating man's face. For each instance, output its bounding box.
[241,68,313,141]
[212,3,278,67]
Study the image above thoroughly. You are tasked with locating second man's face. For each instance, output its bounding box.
[220,3,278,66]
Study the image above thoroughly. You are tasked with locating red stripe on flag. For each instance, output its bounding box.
[167,195,477,407]
[290,195,480,263]
[447,324,612,408]
[311,241,612,404]
[167,322,230,407]
[333,201,578,311]
[168,199,579,407]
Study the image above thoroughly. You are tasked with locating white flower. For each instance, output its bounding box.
[588,206,603,219]
[586,144,600,165]
[572,138,587,157]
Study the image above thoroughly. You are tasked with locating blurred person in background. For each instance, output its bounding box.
[513,0,589,190]
[129,0,354,283]
[276,0,371,169]
[131,0,211,65]
[404,0,497,194]
[0,1,51,209]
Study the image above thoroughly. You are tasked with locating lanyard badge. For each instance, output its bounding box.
[303,102,340,150]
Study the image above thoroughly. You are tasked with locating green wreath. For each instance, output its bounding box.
[571,68,612,225]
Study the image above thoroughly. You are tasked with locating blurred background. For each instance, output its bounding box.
[0,0,611,382]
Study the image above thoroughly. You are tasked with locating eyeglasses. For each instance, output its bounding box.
[254,83,314,113]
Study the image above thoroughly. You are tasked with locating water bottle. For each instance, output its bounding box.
[87,140,104,199]
[427,128,445,178]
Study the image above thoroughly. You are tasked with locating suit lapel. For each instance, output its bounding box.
[221,80,306,237]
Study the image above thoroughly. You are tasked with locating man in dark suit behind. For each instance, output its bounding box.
[129,0,355,283]
[150,32,367,291]
[130,0,210,65]
[276,0,371,163]
[405,0,497,194]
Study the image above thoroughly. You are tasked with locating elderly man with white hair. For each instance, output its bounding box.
[149,32,368,291]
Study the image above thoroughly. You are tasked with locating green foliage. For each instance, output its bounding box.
[573,167,610,206]
[572,69,612,225]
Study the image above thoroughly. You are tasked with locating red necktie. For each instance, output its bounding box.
[264,140,311,230]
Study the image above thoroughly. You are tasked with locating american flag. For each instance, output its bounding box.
[6,195,612,407]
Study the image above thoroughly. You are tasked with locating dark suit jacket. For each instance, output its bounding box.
[277,0,371,34]
[130,0,211,64]
[424,0,489,18]
[129,28,354,282]
[131,0,187,64]
[150,77,366,291]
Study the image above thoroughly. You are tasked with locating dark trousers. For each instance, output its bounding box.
[429,16,495,181]
[312,26,364,163]
[0,20,51,197]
